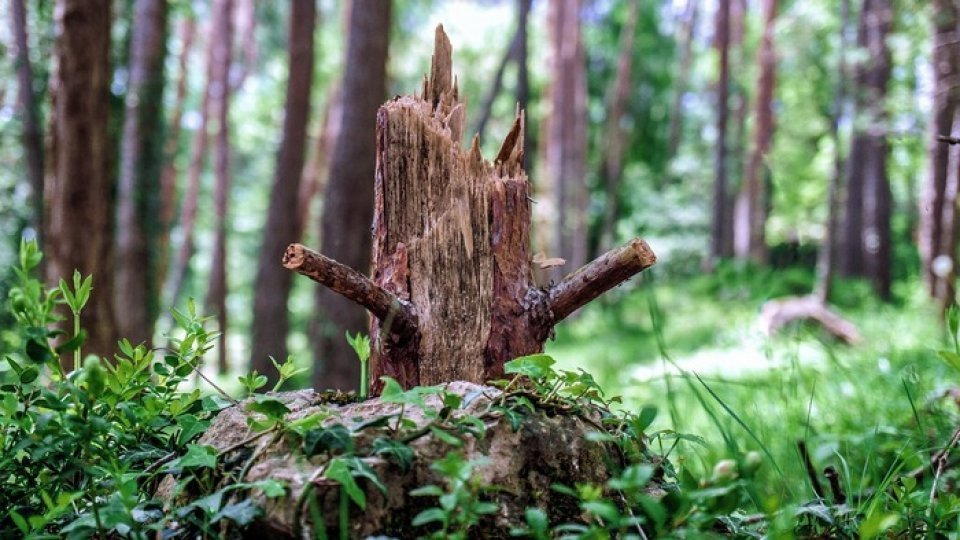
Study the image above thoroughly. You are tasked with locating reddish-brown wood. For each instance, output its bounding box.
[286,27,656,393]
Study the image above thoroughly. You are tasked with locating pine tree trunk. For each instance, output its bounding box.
[734,0,777,264]
[840,0,893,299]
[250,0,317,382]
[206,0,234,374]
[115,0,168,347]
[157,15,196,296]
[166,15,215,310]
[313,0,392,391]
[596,0,639,256]
[297,86,341,241]
[920,0,960,310]
[543,0,588,276]
[10,0,45,241]
[711,0,732,261]
[285,26,657,393]
[667,0,699,161]
[46,0,118,363]
[815,0,851,303]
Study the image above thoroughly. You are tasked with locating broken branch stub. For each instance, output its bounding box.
[285,25,656,394]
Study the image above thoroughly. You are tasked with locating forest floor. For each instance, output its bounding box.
[548,266,954,506]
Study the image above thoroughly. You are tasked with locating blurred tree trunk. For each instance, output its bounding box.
[158,15,196,297]
[297,86,341,241]
[710,0,732,261]
[814,0,851,303]
[596,0,638,256]
[11,0,45,241]
[206,0,235,374]
[733,0,777,264]
[46,0,118,362]
[313,0,391,391]
[544,0,588,274]
[667,0,699,161]
[250,0,317,382]
[840,0,893,300]
[471,30,516,145]
[920,0,960,310]
[229,0,257,92]
[166,15,215,312]
[115,0,168,347]
[516,0,533,172]
[727,0,746,256]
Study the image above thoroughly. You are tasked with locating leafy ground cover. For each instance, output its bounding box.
[4,242,960,538]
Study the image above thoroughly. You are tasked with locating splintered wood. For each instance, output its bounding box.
[286,25,656,393]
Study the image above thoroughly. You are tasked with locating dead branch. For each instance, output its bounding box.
[548,237,656,324]
[282,243,418,338]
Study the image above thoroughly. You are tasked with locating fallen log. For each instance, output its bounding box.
[759,295,862,344]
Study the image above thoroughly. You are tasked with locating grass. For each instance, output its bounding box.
[546,264,958,528]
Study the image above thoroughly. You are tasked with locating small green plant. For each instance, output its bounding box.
[346,331,371,398]
[411,452,499,539]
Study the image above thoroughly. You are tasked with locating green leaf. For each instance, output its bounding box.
[252,479,287,498]
[635,406,658,432]
[411,507,447,527]
[303,424,354,456]
[939,350,960,375]
[19,366,39,384]
[345,332,371,363]
[246,397,290,420]
[523,507,549,536]
[372,437,414,471]
[430,426,463,447]
[324,458,365,510]
[409,485,444,497]
[176,415,211,446]
[25,338,53,364]
[212,499,261,526]
[54,330,87,355]
[504,354,556,380]
[176,444,218,469]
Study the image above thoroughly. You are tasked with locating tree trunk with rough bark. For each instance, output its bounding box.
[46,0,118,363]
[840,0,893,300]
[313,0,392,391]
[733,0,777,264]
[815,0,851,303]
[667,0,698,161]
[711,0,733,261]
[542,0,588,276]
[250,0,317,383]
[165,15,215,311]
[206,0,234,374]
[920,0,960,310]
[597,0,639,256]
[286,26,656,393]
[157,15,196,296]
[10,0,45,241]
[115,0,168,347]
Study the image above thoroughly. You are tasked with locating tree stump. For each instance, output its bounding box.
[284,25,656,393]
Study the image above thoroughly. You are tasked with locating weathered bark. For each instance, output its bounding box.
[667,0,699,161]
[597,0,639,255]
[250,0,317,382]
[314,0,392,391]
[814,0,851,303]
[115,0,168,347]
[10,0,45,240]
[840,0,893,300]
[710,0,732,261]
[920,0,960,310]
[157,15,196,295]
[289,27,657,393]
[166,15,215,310]
[206,0,235,374]
[733,0,777,264]
[46,0,118,363]
[542,0,588,275]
